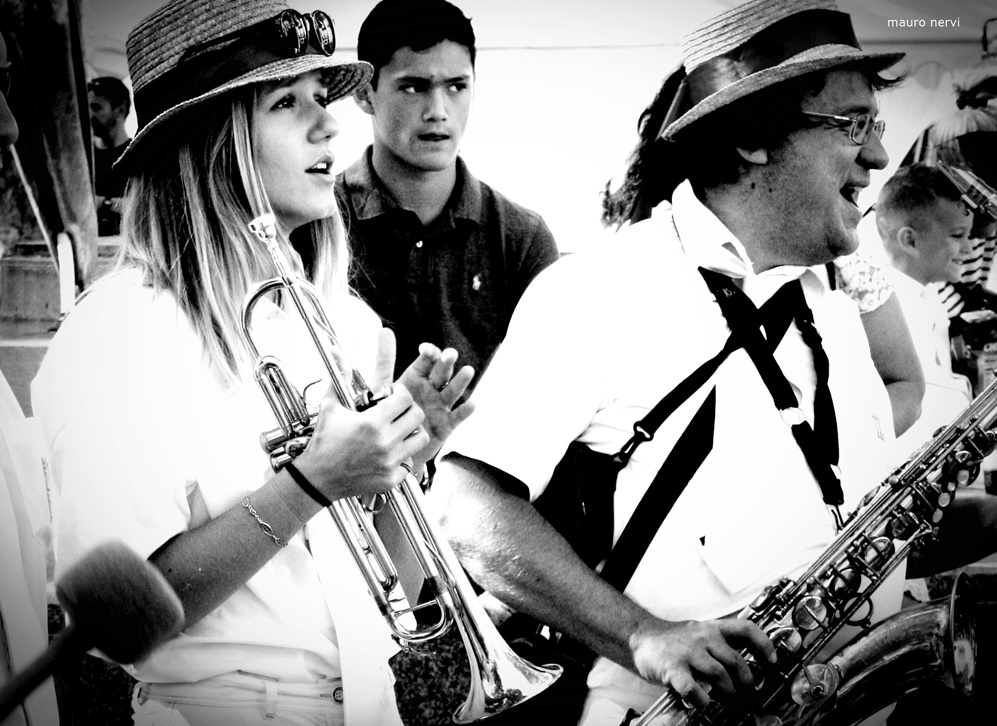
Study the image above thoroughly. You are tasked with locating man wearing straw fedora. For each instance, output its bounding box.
[426,0,990,723]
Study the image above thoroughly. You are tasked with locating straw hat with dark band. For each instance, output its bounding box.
[657,0,904,141]
[115,0,372,173]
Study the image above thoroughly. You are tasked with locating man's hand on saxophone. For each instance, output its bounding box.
[629,616,777,710]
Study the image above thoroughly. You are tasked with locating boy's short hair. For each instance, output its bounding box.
[358,0,475,87]
[87,76,132,114]
[877,162,963,235]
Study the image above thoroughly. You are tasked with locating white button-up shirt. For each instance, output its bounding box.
[445,181,895,704]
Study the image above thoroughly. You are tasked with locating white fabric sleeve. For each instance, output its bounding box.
[34,279,199,578]
[442,256,610,499]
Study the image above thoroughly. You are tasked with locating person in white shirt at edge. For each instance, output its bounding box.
[30,0,475,724]
[0,23,61,726]
[877,163,976,460]
[428,1,997,725]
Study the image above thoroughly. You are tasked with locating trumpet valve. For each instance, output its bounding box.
[267,438,311,472]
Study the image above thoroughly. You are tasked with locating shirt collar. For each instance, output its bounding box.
[670,180,827,303]
[887,266,935,302]
[342,146,483,227]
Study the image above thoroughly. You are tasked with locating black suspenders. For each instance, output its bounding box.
[602,269,843,591]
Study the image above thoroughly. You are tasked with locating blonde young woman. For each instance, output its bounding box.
[31,1,474,725]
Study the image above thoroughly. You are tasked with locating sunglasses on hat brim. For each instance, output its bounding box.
[181,9,336,63]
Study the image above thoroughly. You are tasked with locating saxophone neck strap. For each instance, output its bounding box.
[597,267,843,592]
[698,268,844,508]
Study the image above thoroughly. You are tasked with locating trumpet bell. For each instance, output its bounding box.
[456,644,562,723]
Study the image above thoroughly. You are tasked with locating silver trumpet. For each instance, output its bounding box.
[241,213,561,723]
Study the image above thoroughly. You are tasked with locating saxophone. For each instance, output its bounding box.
[629,376,997,726]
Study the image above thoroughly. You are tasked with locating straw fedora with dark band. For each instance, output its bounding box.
[657,0,905,141]
[115,0,372,172]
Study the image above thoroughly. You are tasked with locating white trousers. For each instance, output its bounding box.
[579,685,657,726]
[131,672,351,726]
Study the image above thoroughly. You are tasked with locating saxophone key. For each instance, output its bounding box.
[860,536,894,567]
[868,518,891,540]
[791,594,829,631]
[748,579,788,612]
[789,663,840,707]
[767,625,802,654]
[825,565,860,596]
[888,512,920,540]
[744,653,768,691]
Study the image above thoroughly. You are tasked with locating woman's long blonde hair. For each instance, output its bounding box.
[117,87,349,386]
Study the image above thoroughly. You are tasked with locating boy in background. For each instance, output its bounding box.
[877,162,975,455]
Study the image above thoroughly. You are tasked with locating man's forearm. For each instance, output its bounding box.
[432,453,652,671]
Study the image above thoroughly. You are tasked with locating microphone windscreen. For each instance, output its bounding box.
[55,540,185,664]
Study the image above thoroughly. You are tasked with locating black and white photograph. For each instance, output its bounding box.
[2,1,997,724]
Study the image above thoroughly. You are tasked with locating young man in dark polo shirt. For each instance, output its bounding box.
[337,0,560,388]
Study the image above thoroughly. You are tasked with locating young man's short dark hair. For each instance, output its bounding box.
[87,76,131,114]
[357,0,475,87]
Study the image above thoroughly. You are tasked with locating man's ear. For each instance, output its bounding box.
[735,146,768,165]
[353,84,374,116]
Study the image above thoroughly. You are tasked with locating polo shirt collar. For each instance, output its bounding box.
[342,146,483,227]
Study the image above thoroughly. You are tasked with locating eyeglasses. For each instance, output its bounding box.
[0,65,11,98]
[802,111,885,145]
[183,9,336,61]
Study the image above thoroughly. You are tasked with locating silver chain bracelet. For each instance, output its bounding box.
[242,496,286,548]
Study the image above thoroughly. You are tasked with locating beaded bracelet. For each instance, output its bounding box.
[241,496,285,548]
[284,461,333,508]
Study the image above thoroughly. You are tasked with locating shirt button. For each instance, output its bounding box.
[415,240,424,249]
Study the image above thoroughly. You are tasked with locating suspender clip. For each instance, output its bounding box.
[613,423,652,467]
[779,406,806,426]
[828,504,845,532]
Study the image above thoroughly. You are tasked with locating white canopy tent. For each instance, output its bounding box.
[78,0,996,252]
